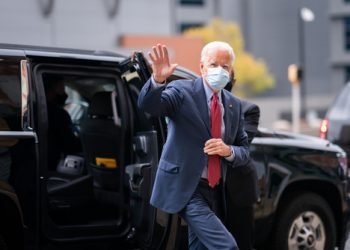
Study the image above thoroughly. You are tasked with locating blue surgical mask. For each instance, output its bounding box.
[205,67,230,91]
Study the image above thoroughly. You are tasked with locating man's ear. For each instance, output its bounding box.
[224,71,236,91]
[200,62,205,75]
[231,71,236,88]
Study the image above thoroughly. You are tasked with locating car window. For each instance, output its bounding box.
[328,83,350,120]
[0,62,21,131]
[42,73,117,135]
[0,61,21,181]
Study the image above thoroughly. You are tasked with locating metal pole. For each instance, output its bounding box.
[292,84,301,133]
[298,7,306,118]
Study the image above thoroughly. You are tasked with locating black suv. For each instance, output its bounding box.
[0,44,349,250]
[320,82,350,171]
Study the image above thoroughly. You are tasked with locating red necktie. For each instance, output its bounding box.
[208,93,221,188]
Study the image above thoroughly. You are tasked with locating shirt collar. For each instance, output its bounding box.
[202,79,222,104]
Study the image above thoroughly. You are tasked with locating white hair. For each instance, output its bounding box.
[200,41,235,64]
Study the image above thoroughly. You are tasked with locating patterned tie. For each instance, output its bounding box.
[208,93,221,188]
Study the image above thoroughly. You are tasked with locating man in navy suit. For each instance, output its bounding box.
[138,42,249,250]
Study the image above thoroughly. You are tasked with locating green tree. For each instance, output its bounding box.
[184,18,275,97]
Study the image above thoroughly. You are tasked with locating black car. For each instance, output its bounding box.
[320,82,350,170]
[0,44,348,250]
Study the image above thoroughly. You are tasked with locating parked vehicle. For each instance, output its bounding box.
[320,82,350,170]
[0,44,349,250]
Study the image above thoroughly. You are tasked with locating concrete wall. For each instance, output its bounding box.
[0,0,338,99]
[0,0,171,50]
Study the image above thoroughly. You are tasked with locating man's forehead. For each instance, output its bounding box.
[206,50,232,60]
[206,57,232,66]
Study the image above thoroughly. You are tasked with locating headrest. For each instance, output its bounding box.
[88,92,113,117]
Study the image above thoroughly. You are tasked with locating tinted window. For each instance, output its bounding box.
[179,22,204,32]
[0,61,21,181]
[345,66,350,82]
[345,18,350,51]
[179,0,204,5]
[328,83,350,120]
[0,62,21,131]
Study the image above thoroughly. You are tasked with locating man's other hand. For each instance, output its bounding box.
[204,138,232,157]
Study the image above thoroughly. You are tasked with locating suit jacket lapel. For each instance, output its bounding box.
[192,77,211,135]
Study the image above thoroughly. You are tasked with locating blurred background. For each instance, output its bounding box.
[0,0,346,136]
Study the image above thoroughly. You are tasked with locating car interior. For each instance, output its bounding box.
[36,65,166,244]
[41,71,132,237]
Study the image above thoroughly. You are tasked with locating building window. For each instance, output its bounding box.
[179,23,203,33]
[344,18,350,50]
[179,0,204,6]
[345,67,350,83]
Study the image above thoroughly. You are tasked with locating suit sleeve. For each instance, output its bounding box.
[137,78,184,117]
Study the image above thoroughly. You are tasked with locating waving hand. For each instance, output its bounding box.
[148,44,178,83]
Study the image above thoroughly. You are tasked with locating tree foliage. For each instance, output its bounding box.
[183,18,275,97]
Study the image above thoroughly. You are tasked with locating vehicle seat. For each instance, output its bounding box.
[79,91,125,205]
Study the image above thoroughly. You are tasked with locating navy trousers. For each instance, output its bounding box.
[179,180,238,250]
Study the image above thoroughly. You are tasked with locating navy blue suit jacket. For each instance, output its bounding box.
[138,77,249,214]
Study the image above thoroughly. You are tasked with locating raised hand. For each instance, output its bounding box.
[148,43,178,83]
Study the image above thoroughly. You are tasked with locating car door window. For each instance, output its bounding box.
[34,66,132,241]
[0,61,21,181]
[328,83,350,119]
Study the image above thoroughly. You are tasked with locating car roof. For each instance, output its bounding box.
[255,127,344,153]
[0,43,127,62]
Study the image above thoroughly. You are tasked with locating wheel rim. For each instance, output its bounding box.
[288,211,326,250]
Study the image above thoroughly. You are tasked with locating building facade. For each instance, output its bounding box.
[330,0,350,91]
[0,0,342,129]
[0,0,333,97]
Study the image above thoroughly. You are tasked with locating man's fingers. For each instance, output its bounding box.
[204,141,223,151]
[152,46,160,61]
[170,64,178,73]
[148,43,176,80]
[204,138,229,156]
[158,44,164,60]
[204,147,220,155]
[148,52,156,63]
[204,143,217,150]
[163,45,169,65]
[205,138,221,146]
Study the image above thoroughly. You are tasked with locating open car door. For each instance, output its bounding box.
[118,52,177,250]
[119,52,200,250]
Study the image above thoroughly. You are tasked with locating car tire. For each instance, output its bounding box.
[273,192,336,250]
[0,234,8,250]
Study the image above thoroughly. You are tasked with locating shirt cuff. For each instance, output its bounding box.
[151,75,166,87]
[224,146,235,162]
